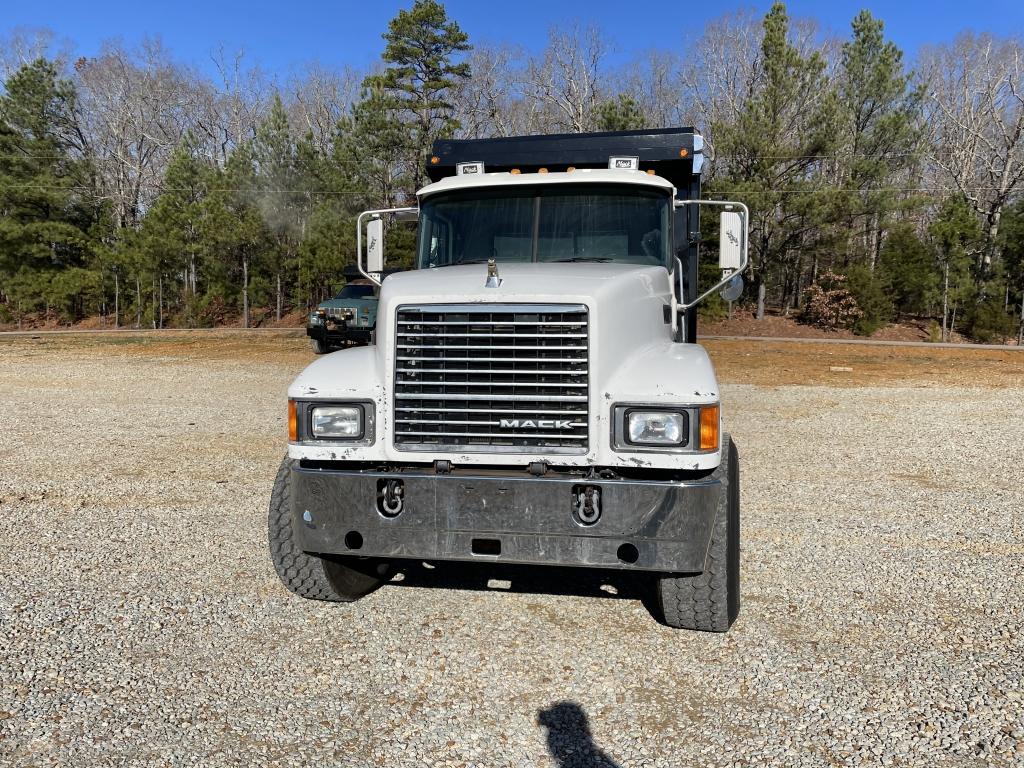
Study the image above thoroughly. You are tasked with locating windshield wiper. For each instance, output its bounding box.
[453,258,491,265]
[551,257,615,263]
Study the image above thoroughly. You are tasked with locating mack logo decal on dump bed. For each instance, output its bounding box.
[500,419,573,430]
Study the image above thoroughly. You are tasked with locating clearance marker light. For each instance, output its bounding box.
[699,405,720,450]
[288,400,298,442]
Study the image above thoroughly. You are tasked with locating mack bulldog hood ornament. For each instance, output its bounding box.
[485,258,502,288]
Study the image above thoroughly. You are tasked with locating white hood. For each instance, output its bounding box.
[380,261,665,303]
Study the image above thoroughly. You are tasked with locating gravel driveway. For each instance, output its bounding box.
[1,335,1021,767]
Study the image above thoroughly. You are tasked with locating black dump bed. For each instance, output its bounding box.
[427,127,703,194]
[425,127,705,342]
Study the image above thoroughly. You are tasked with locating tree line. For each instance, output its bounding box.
[0,1,1022,342]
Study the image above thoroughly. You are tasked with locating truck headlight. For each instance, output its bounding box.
[308,313,322,325]
[626,410,686,446]
[311,405,362,439]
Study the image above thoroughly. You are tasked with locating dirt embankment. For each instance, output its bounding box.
[701,308,1019,345]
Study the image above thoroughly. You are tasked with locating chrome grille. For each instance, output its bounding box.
[393,304,589,453]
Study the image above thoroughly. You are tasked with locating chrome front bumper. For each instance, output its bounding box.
[291,465,722,573]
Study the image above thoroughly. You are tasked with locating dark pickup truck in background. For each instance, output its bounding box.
[306,281,378,354]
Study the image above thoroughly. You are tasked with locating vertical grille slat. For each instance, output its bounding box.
[393,304,589,454]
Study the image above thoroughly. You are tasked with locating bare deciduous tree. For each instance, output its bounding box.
[287,63,360,154]
[679,10,764,162]
[0,27,69,80]
[614,50,686,130]
[522,25,608,134]
[75,39,199,228]
[453,44,527,138]
[194,46,272,166]
[922,33,1024,268]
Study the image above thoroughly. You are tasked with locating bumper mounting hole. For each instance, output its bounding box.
[616,543,639,564]
[471,538,501,557]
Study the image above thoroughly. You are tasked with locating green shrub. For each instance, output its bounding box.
[965,298,1014,343]
[844,264,894,336]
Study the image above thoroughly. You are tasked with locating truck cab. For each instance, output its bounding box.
[306,280,378,354]
[269,128,747,631]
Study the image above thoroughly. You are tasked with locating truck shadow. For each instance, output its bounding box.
[384,559,651,603]
[537,702,624,768]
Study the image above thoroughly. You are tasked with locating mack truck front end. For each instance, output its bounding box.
[269,128,748,631]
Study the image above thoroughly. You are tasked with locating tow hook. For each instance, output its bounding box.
[377,479,405,517]
[573,485,601,526]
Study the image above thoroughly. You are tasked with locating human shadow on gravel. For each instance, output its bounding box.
[538,702,624,768]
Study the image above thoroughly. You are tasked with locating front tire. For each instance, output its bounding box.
[655,434,740,632]
[268,457,387,601]
[310,337,328,354]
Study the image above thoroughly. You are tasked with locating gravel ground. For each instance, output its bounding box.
[0,337,1021,767]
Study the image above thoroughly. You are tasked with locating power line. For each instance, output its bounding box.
[0,148,969,163]
[8,183,370,196]
[8,181,1017,197]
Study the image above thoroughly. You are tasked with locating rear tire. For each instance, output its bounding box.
[268,457,387,601]
[310,337,328,354]
[655,434,740,631]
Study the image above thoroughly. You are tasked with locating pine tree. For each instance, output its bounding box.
[930,196,983,341]
[0,59,99,324]
[374,0,471,190]
[252,94,305,321]
[139,138,210,326]
[713,2,840,319]
[202,143,268,328]
[836,10,923,269]
[594,95,647,132]
[878,224,940,319]
[335,84,411,208]
[999,199,1024,344]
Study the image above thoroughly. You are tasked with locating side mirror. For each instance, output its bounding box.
[719,211,743,270]
[366,217,384,274]
[720,274,744,302]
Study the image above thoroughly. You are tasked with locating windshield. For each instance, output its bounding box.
[336,284,375,300]
[417,184,671,268]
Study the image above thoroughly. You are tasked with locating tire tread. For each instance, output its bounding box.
[268,457,382,602]
[656,435,740,632]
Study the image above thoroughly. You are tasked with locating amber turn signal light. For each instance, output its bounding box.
[699,405,720,450]
[288,400,298,442]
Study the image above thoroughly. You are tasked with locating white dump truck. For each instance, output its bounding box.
[269,128,747,631]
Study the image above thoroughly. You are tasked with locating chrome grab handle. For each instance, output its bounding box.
[356,206,419,285]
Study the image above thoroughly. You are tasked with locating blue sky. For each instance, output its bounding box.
[5,0,1023,78]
